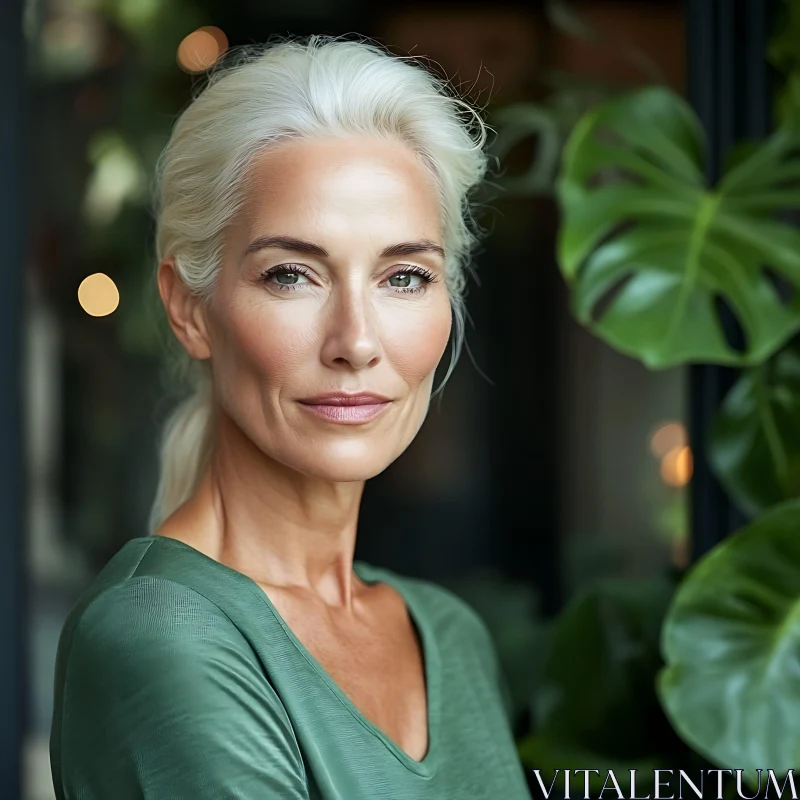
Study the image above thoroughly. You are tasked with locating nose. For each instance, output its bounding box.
[319,284,382,370]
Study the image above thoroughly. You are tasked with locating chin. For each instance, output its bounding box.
[297,458,391,483]
[290,440,403,482]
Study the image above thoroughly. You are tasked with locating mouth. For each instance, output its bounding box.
[296,398,392,425]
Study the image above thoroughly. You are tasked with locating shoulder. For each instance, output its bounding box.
[56,536,259,678]
[53,573,272,737]
[55,576,270,713]
[51,568,308,798]
[52,542,275,728]
[63,573,247,662]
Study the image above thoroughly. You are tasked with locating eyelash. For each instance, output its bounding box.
[259,264,439,295]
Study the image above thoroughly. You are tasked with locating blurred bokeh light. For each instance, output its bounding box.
[77,273,120,317]
[661,444,693,488]
[177,26,227,73]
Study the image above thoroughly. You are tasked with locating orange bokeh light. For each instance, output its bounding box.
[661,445,693,488]
[177,27,227,73]
[78,273,119,317]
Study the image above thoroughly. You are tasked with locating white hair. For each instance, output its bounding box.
[148,33,491,534]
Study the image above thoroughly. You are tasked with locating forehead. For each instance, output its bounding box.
[240,137,443,241]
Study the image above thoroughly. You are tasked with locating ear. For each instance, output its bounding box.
[157,258,212,360]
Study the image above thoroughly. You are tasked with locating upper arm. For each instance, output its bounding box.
[53,577,309,800]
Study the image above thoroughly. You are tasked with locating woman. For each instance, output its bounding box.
[50,35,531,799]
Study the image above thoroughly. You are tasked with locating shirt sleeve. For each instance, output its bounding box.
[52,576,310,800]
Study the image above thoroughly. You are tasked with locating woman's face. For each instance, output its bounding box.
[205,136,453,482]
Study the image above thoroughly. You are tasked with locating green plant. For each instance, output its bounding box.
[709,341,800,517]
[659,500,800,779]
[486,0,800,785]
[553,85,800,779]
[558,86,800,370]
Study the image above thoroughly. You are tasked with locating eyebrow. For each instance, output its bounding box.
[244,235,445,261]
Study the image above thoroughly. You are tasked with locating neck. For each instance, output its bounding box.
[162,410,366,607]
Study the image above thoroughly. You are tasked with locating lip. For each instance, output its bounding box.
[296,393,392,425]
[298,393,392,405]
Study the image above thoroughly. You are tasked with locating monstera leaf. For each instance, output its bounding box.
[557,85,800,369]
[658,500,800,777]
[709,342,800,517]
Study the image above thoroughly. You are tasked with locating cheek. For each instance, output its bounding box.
[218,299,319,387]
[383,300,452,383]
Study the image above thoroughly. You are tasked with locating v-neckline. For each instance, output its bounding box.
[140,535,442,776]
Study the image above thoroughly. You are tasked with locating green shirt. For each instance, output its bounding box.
[50,535,531,799]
